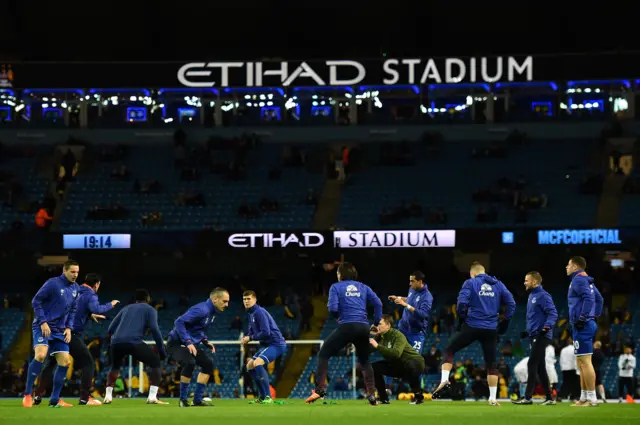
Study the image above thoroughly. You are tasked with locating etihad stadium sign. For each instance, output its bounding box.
[177,57,533,88]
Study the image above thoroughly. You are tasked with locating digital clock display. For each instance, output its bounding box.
[63,234,132,249]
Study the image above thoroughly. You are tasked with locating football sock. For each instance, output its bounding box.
[255,366,270,398]
[148,385,159,400]
[194,383,206,403]
[489,386,497,401]
[180,382,190,400]
[50,365,69,404]
[441,369,450,384]
[25,360,44,395]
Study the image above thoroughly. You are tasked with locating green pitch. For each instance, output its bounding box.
[1,399,638,425]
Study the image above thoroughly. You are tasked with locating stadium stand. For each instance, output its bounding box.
[60,143,324,231]
[0,308,26,352]
[338,138,600,229]
[0,146,51,232]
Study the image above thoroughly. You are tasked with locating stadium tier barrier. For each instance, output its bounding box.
[139,337,359,399]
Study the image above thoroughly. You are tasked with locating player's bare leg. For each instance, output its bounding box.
[487,374,500,406]
[573,356,598,407]
[432,362,452,398]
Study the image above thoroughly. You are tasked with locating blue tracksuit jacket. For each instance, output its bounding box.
[32,274,80,333]
[168,298,218,345]
[398,285,433,335]
[457,274,516,330]
[72,284,115,335]
[568,270,603,325]
[108,303,165,355]
[246,304,286,347]
[328,280,383,325]
[526,285,558,339]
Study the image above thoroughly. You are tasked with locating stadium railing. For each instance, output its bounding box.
[138,335,360,399]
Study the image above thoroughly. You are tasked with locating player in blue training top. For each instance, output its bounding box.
[166,287,230,407]
[241,290,287,404]
[23,260,81,408]
[566,256,603,407]
[306,262,383,406]
[104,289,167,405]
[388,270,433,353]
[432,261,516,406]
[512,271,557,405]
[33,273,119,406]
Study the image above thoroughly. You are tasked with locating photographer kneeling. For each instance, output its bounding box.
[370,314,425,404]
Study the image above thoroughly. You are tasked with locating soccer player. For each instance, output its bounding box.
[566,256,603,407]
[23,260,81,408]
[167,287,230,407]
[513,271,557,405]
[432,261,515,406]
[240,290,286,404]
[387,270,433,353]
[104,289,167,405]
[369,315,426,404]
[33,273,119,406]
[306,262,383,405]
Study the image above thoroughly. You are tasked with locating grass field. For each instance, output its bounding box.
[1,399,639,425]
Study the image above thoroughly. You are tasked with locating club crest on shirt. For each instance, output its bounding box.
[416,296,420,302]
[38,337,44,342]
[531,297,537,304]
[60,289,65,296]
[72,290,77,298]
[387,342,392,348]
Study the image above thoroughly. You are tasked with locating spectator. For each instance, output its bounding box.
[229,316,243,331]
[618,346,636,402]
[424,345,442,374]
[35,206,53,229]
[559,338,580,401]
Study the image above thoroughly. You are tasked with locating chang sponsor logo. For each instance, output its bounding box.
[479,283,495,297]
[345,284,361,297]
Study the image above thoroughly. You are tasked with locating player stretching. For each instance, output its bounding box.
[388,270,433,353]
[512,271,557,405]
[241,290,287,404]
[33,273,119,406]
[167,287,230,407]
[23,260,80,408]
[566,256,603,407]
[104,289,167,405]
[432,261,515,406]
[306,262,383,405]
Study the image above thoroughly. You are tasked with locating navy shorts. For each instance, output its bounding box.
[32,325,68,355]
[572,320,597,357]
[401,331,425,354]
[253,345,286,364]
